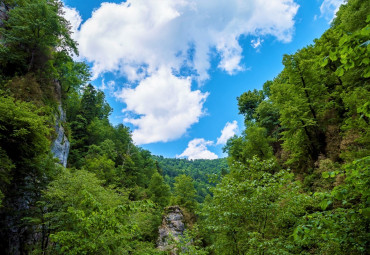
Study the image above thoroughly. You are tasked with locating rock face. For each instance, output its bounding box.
[0,1,8,33]
[157,206,186,253]
[51,104,70,167]
[0,1,7,27]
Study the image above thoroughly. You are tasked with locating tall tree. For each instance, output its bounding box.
[0,0,77,76]
[172,174,197,212]
[147,172,170,208]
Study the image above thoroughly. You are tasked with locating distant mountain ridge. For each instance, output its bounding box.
[153,156,228,202]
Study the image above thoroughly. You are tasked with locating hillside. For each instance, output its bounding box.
[197,0,370,253]
[153,156,228,202]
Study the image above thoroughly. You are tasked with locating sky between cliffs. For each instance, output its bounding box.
[63,0,344,159]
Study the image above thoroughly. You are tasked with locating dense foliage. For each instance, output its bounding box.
[197,1,370,254]
[154,157,228,202]
[0,1,165,253]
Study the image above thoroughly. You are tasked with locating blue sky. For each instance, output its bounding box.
[62,0,344,159]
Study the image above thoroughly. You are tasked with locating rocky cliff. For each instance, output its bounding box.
[157,206,186,254]
[0,1,7,27]
[51,104,70,167]
[50,80,70,167]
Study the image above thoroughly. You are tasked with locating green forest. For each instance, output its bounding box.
[153,157,228,203]
[0,0,369,254]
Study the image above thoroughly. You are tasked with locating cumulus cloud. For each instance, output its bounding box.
[62,6,82,41]
[177,138,218,160]
[115,68,208,144]
[63,0,299,145]
[100,79,116,94]
[216,120,238,145]
[177,120,238,159]
[320,0,344,21]
[69,0,299,80]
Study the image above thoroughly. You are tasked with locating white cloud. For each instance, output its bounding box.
[63,0,299,145]
[100,79,116,94]
[177,138,218,160]
[107,80,116,90]
[115,68,208,144]
[216,120,238,145]
[62,6,82,41]
[251,38,263,50]
[320,0,344,21]
[69,0,299,80]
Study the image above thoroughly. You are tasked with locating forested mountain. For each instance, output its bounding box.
[0,0,369,254]
[153,157,228,202]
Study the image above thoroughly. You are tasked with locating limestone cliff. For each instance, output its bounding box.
[51,80,70,167]
[157,206,186,254]
[51,104,70,167]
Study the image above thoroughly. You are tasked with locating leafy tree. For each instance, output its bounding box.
[0,95,50,180]
[83,155,116,184]
[254,100,280,137]
[147,172,170,208]
[225,123,274,164]
[68,84,112,168]
[171,225,208,255]
[100,139,118,161]
[235,86,280,163]
[39,169,160,254]
[0,0,77,76]
[237,89,264,122]
[200,2,370,254]
[0,96,60,253]
[270,53,327,169]
[80,84,111,123]
[200,158,313,255]
[172,174,197,212]
[293,156,369,254]
[54,53,91,96]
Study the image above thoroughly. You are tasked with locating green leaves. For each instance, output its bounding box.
[335,66,344,76]
[225,123,274,165]
[322,171,337,179]
[0,96,50,163]
[321,172,329,178]
[334,23,370,78]
[237,89,265,121]
[319,199,332,210]
[0,0,77,76]
[321,56,329,67]
[205,1,370,254]
[42,169,159,254]
[200,158,309,254]
[359,207,370,218]
[293,156,370,253]
[329,50,338,61]
[147,172,170,208]
[172,174,197,212]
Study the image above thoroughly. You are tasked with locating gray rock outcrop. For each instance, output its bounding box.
[0,1,7,27]
[51,104,70,167]
[157,206,186,254]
